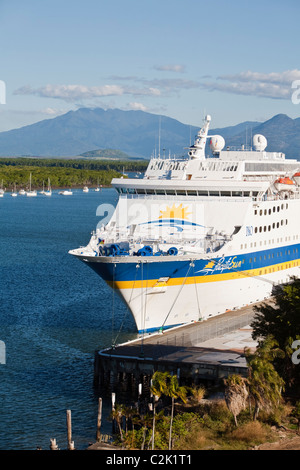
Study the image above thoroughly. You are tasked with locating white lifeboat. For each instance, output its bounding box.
[274,177,296,192]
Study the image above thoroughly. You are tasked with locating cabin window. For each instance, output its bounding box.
[176,190,187,196]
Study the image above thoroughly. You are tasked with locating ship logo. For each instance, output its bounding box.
[197,256,242,275]
[138,204,204,232]
[159,203,192,221]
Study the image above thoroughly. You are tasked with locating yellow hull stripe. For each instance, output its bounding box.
[107,259,300,290]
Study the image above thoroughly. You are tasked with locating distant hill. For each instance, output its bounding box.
[0,107,299,159]
[80,148,141,160]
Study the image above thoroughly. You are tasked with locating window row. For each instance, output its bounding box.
[254,220,288,233]
[117,187,259,197]
[248,247,299,264]
[254,203,288,215]
[241,234,299,250]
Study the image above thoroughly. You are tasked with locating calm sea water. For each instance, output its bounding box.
[0,188,137,450]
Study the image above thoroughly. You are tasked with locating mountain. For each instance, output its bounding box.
[0,108,198,158]
[0,107,299,159]
[225,114,300,157]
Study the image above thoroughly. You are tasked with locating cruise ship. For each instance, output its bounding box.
[69,115,300,333]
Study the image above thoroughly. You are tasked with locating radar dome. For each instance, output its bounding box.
[253,134,267,151]
[210,135,225,153]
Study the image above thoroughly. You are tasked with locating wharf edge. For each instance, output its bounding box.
[93,301,265,397]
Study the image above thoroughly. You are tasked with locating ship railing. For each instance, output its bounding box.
[256,190,300,202]
[152,310,256,347]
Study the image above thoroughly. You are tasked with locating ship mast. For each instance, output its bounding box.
[188,114,211,160]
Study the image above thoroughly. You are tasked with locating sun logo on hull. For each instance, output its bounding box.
[159,204,192,220]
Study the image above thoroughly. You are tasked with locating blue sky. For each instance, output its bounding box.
[1,0,300,132]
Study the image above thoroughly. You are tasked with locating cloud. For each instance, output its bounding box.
[200,70,300,100]
[14,84,161,102]
[126,102,148,111]
[154,64,185,73]
[106,75,199,92]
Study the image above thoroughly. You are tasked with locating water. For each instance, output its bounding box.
[0,188,137,450]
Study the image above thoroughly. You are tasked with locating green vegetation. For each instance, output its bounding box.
[251,277,300,394]
[0,158,148,189]
[108,374,297,450]
[107,278,300,450]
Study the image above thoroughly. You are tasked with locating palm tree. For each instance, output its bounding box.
[151,371,188,450]
[245,336,285,420]
[190,385,206,404]
[224,374,248,426]
[150,371,167,450]
[165,374,187,450]
[111,403,125,443]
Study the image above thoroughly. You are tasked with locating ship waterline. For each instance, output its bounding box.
[75,245,300,332]
[70,114,300,333]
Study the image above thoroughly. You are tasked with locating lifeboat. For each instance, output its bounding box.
[293,172,300,185]
[274,177,296,192]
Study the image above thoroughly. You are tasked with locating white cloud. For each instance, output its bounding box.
[201,69,300,100]
[126,102,148,111]
[14,83,160,102]
[154,64,185,73]
[40,107,66,115]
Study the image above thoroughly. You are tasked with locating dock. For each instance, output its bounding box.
[94,300,266,397]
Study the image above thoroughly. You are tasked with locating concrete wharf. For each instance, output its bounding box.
[94,301,265,398]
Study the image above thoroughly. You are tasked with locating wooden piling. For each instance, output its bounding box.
[96,397,102,442]
[66,409,75,450]
[50,438,59,450]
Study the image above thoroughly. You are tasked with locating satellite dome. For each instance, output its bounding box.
[210,135,225,153]
[253,134,267,151]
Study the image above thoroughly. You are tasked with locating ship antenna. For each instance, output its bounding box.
[158,116,161,158]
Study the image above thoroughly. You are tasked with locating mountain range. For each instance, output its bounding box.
[0,107,299,159]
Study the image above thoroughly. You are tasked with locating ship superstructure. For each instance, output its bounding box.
[69,115,300,333]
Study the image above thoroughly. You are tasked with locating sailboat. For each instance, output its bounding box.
[26,173,37,197]
[40,181,46,195]
[0,180,4,197]
[59,189,73,195]
[11,183,18,197]
[43,178,52,196]
[94,179,101,191]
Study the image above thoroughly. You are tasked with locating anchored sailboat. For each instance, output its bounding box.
[26,173,37,197]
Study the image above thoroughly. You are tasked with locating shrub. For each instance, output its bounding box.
[229,421,271,445]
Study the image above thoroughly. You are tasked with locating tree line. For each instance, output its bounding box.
[0,158,147,189]
[0,157,148,172]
